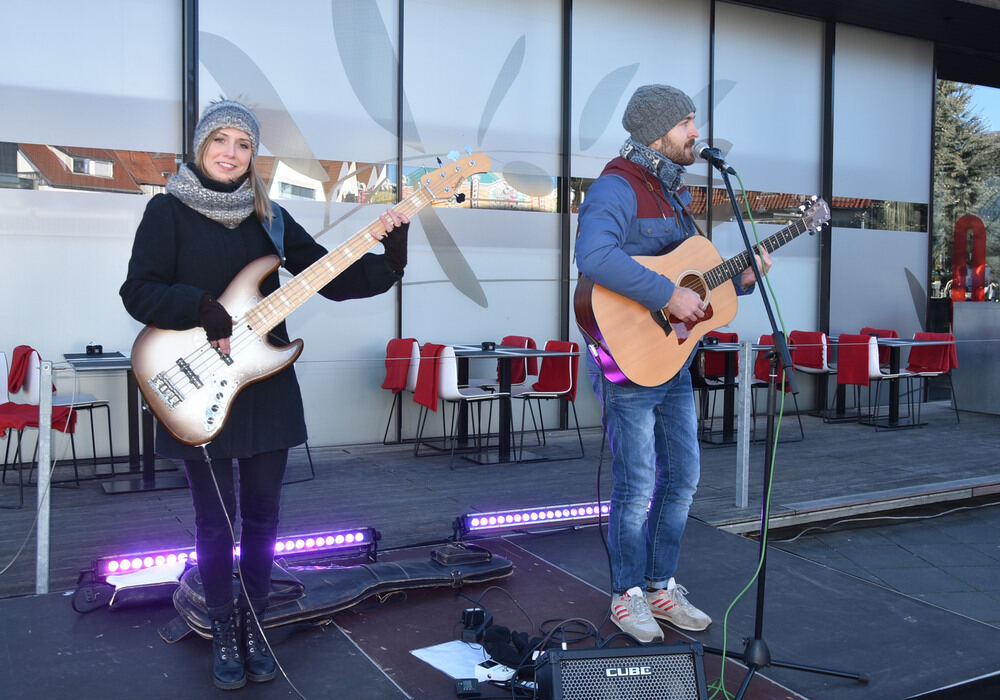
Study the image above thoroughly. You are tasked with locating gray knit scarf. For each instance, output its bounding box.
[165,163,254,229]
[620,137,685,194]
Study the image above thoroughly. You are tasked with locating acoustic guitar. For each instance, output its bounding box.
[131,153,491,446]
[574,196,829,387]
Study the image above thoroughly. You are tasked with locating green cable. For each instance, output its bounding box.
[706,176,789,699]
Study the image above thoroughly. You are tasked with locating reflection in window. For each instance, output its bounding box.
[278,181,316,200]
[572,176,926,235]
[932,80,1000,306]
[0,142,177,195]
[1,142,559,213]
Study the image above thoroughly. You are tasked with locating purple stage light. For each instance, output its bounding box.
[94,527,377,579]
[456,501,611,539]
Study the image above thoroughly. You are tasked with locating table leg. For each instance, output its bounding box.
[498,359,512,463]
[103,373,184,495]
[126,370,140,472]
[457,358,470,447]
[888,347,900,427]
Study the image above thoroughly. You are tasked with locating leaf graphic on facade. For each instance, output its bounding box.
[503,160,557,197]
[200,32,328,183]
[478,35,525,147]
[578,64,639,152]
[419,206,489,307]
[331,0,421,151]
[330,1,486,306]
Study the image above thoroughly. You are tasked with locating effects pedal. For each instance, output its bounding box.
[474,659,517,683]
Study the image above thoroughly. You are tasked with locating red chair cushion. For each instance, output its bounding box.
[907,332,958,373]
[703,331,738,378]
[531,341,579,401]
[413,343,446,410]
[380,338,417,393]
[498,336,537,384]
[788,331,825,370]
[835,334,870,387]
[754,335,791,390]
[860,327,898,365]
[0,402,77,437]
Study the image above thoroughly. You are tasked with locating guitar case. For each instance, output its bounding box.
[158,543,512,643]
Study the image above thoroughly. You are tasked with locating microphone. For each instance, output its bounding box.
[694,142,736,175]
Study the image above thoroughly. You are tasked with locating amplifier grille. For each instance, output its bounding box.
[557,651,701,700]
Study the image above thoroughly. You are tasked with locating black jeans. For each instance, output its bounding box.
[184,449,288,620]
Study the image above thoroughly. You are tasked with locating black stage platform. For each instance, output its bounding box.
[2,519,997,699]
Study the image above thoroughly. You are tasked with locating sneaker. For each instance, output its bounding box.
[611,586,664,643]
[646,578,712,631]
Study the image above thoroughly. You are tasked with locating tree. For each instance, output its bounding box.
[932,81,999,281]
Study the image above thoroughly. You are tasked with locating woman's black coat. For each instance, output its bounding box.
[120,193,400,461]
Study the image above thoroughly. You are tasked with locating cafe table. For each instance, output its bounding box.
[450,343,579,464]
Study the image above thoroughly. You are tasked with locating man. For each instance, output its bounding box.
[576,84,770,643]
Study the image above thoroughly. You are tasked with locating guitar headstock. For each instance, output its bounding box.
[799,196,830,234]
[420,153,492,200]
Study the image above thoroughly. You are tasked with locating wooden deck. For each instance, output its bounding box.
[2,400,998,699]
[2,400,995,600]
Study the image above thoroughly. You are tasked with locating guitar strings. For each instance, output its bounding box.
[153,190,432,404]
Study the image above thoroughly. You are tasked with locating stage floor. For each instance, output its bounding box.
[2,519,998,699]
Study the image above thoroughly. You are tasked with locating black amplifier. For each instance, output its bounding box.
[534,643,708,700]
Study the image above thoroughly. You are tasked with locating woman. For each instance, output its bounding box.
[120,100,408,690]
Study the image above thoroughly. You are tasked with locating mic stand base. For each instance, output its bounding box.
[702,354,867,698]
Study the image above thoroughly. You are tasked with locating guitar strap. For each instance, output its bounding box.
[261,201,286,263]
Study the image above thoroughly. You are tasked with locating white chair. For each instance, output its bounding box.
[413,344,509,468]
[864,335,915,430]
[511,340,584,461]
[789,330,838,419]
[21,350,98,486]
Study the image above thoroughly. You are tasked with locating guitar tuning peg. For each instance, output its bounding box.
[436,157,443,167]
[463,145,473,155]
[446,149,460,162]
[455,193,467,204]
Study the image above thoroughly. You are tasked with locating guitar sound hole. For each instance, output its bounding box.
[680,275,707,299]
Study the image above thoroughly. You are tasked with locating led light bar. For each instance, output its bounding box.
[93,527,378,578]
[456,501,610,539]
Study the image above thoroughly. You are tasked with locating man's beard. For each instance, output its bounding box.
[659,139,695,166]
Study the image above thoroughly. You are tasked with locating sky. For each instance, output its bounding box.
[970,84,1000,132]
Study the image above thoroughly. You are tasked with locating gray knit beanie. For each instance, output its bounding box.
[193,100,260,157]
[622,85,696,146]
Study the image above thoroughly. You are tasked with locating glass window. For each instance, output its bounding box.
[931,81,1000,318]
[829,25,934,341]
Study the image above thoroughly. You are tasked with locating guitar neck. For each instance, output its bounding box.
[245,189,431,334]
[705,216,812,290]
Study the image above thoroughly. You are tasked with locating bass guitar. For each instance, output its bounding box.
[131,153,491,446]
[574,196,829,387]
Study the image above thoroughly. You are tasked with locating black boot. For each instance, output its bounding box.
[211,612,246,690]
[243,609,276,682]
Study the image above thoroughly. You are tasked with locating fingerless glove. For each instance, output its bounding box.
[198,295,233,342]
[381,222,409,274]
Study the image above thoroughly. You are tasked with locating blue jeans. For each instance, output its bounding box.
[588,356,700,594]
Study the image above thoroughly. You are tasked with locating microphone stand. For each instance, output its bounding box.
[700,159,866,697]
